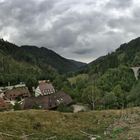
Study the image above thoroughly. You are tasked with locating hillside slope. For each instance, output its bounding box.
[0,39,85,86]
[85,37,140,74]
[68,37,140,109]
[0,39,85,74]
[0,49,41,85]
[0,108,140,140]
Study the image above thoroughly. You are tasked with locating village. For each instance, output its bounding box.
[0,80,75,111]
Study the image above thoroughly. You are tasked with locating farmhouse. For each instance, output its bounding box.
[4,87,30,101]
[22,91,72,110]
[35,80,55,97]
[0,80,73,111]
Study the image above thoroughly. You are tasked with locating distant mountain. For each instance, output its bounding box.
[20,45,86,73]
[0,39,85,73]
[0,39,85,85]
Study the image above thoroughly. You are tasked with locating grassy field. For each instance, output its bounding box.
[0,108,140,140]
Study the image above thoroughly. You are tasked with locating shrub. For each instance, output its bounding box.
[57,104,73,112]
[13,102,21,110]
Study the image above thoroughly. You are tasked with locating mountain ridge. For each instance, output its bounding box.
[0,39,86,73]
[0,38,85,86]
[81,37,140,75]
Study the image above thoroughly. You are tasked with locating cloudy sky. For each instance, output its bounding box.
[0,0,140,63]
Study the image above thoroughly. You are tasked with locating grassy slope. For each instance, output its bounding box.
[0,108,140,140]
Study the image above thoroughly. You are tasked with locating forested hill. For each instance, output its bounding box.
[0,39,85,73]
[84,37,140,75]
[0,39,85,86]
[19,45,85,73]
[69,37,140,109]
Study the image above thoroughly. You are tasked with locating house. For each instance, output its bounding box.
[35,80,55,97]
[22,91,73,110]
[4,87,30,101]
[0,98,10,110]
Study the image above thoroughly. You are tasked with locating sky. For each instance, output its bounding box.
[0,0,140,63]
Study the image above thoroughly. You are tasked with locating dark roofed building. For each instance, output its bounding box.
[4,87,30,101]
[55,91,73,105]
[22,91,72,110]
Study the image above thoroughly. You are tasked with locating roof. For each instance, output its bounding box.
[4,87,30,100]
[35,81,55,96]
[55,91,73,105]
[39,82,54,91]
[22,91,73,110]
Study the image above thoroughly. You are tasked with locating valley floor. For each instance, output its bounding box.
[0,108,140,140]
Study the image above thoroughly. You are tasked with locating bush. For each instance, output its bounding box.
[57,104,73,112]
[32,103,42,109]
[13,102,21,110]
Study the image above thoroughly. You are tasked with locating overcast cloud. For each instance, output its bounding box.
[0,0,140,63]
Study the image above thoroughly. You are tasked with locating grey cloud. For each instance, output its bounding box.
[73,48,94,55]
[106,0,133,9]
[0,0,139,63]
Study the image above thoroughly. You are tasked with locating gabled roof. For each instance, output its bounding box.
[39,82,54,92]
[4,87,30,100]
[35,81,55,97]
